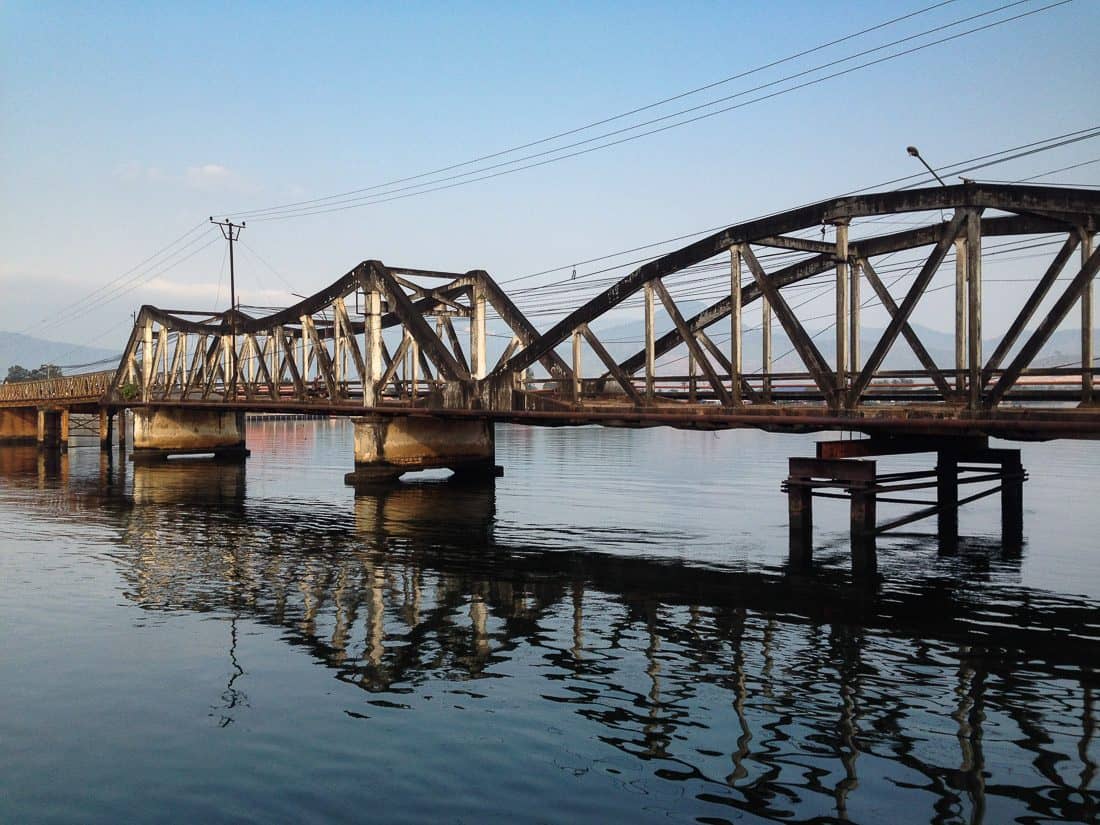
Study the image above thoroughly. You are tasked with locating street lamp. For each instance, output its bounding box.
[906,145,947,187]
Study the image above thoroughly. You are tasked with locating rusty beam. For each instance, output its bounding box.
[985,244,1100,408]
[859,257,954,400]
[651,278,732,406]
[742,244,837,405]
[849,212,966,404]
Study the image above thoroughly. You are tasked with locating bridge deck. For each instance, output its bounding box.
[124,396,1100,440]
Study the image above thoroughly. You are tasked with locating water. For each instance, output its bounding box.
[1,420,1098,824]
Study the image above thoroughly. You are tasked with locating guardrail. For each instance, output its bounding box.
[0,370,115,405]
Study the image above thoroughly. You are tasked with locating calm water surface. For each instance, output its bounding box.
[1,420,1098,824]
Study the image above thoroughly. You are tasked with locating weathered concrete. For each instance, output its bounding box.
[99,409,113,451]
[36,409,68,450]
[132,408,248,461]
[0,408,38,444]
[345,415,501,485]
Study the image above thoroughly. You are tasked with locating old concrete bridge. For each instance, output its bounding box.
[2,183,1098,572]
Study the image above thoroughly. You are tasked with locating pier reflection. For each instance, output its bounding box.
[85,465,1096,824]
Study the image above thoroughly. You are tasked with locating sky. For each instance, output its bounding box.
[1,0,1098,366]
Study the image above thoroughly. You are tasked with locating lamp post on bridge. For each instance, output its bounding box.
[906,145,947,187]
[211,218,245,393]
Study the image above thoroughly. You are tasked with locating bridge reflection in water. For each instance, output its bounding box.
[2,454,1079,824]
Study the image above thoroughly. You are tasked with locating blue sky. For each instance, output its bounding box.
[1,0,1098,360]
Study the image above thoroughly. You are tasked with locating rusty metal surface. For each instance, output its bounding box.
[4,183,1099,442]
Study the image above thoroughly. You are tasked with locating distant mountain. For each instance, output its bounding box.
[0,331,120,377]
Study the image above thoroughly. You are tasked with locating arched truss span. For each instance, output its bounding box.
[108,183,1100,435]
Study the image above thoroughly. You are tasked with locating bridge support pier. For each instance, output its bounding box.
[131,408,249,462]
[784,437,1027,573]
[345,416,501,486]
[99,409,113,451]
[36,409,68,451]
[0,408,38,444]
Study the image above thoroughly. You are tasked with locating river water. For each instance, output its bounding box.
[1,419,1097,824]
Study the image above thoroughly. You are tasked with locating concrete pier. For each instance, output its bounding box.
[131,408,248,461]
[99,410,113,451]
[36,409,68,451]
[345,416,501,485]
[0,408,38,444]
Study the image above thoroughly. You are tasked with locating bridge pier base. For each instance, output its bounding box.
[345,416,501,486]
[99,409,113,451]
[131,408,249,462]
[36,409,69,451]
[0,408,38,444]
[784,437,1027,573]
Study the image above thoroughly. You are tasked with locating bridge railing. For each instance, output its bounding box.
[0,370,115,406]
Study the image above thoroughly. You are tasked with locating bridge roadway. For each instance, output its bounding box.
[2,182,1098,572]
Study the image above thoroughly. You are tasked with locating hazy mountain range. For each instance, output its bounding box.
[0,331,120,377]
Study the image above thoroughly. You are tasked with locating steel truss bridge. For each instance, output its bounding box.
[2,182,1098,571]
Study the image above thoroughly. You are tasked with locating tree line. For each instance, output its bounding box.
[4,364,63,383]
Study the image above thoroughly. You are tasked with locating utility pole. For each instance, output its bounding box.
[210,217,245,393]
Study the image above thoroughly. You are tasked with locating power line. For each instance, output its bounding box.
[238,0,1068,222]
[0,220,209,352]
[224,1,961,220]
[29,229,220,336]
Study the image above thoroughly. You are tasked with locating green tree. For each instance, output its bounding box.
[3,364,63,383]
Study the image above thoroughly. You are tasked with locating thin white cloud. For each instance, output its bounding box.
[141,277,292,304]
[184,163,237,191]
[113,161,255,194]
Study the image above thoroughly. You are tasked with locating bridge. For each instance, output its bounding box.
[2,182,1098,571]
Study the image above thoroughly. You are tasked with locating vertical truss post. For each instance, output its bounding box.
[222,333,233,398]
[937,451,958,554]
[762,283,773,402]
[177,333,188,396]
[850,259,862,380]
[644,282,656,402]
[730,246,743,406]
[299,329,308,384]
[954,236,967,396]
[365,289,383,406]
[571,328,582,402]
[159,327,169,390]
[270,333,278,394]
[333,318,343,388]
[833,219,850,398]
[471,284,487,380]
[688,351,697,402]
[410,336,420,404]
[513,335,528,390]
[142,317,153,402]
[299,317,311,394]
[243,334,253,387]
[966,210,983,409]
[1082,230,1095,405]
